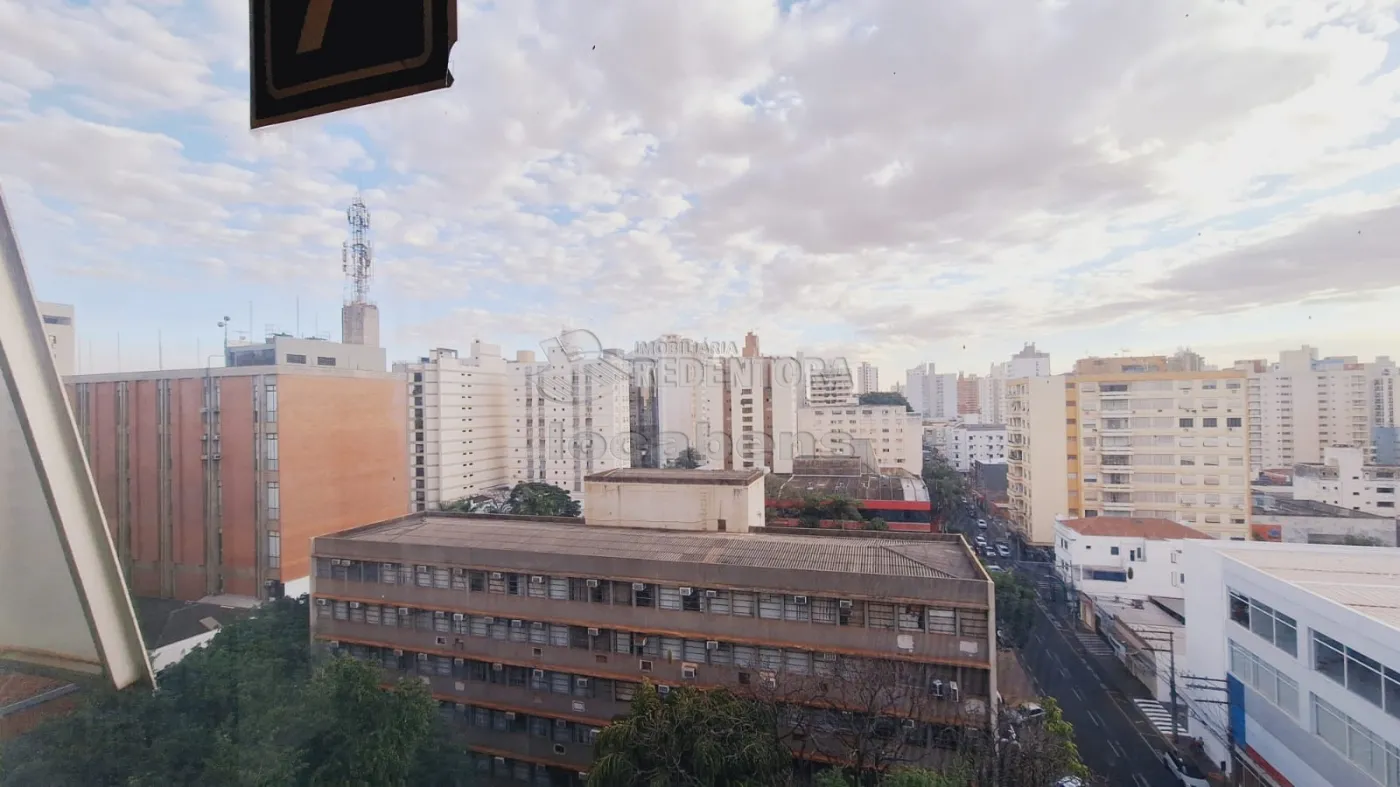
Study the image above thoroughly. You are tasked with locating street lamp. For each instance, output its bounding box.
[217,316,231,349]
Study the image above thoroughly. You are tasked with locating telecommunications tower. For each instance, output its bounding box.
[339,195,380,347]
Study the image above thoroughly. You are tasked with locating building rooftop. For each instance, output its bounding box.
[586,468,764,486]
[1058,516,1214,540]
[1253,496,1389,520]
[1223,544,1400,630]
[329,515,980,580]
[766,459,929,503]
[955,424,1006,431]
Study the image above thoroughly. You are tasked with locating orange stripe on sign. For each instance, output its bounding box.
[298,0,335,53]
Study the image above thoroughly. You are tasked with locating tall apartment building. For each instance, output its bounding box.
[906,363,958,419]
[632,335,801,473]
[978,344,1053,425]
[1183,540,1400,787]
[856,362,879,395]
[955,374,979,415]
[309,470,996,782]
[1235,346,1399,473]
[36,301,74,377]
[948,424,1007,473]
[1007,365,1251,545]
[1293,445,1400,516]
[66,338,408,600]
[399,333,632,511]
[806,363,856,407]
[796,404,923,470]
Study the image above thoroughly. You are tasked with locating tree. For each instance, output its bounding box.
[993,572,1036,649]
[859,392,913,411]
[504,481,581,517]
[589,683,790,787]
[667,447,705,469]
[1342,534,1384,547]
[921,455,969,525]
[1,597,467,787]
[864,517,889,532]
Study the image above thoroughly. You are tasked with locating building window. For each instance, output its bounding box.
[1228,589,1297,656]
[1313,630,1400,718]
[317,356,337,366]
[1229,640,1298,718]
[266,481,280,520]
[1226,417,1242,428]
[267,532,281,568]
[264,383,278,423]
[1202,418,1217,427]
[1311,694,1398,784]
[1179,418,1194,428]
[264,434,278,471]
[287,354,307,364]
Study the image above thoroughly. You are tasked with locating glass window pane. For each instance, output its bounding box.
[1315,633,1346,685]
[1275,616,1297,656]
[1348,653,1385,707]
[1314,696,1347,751]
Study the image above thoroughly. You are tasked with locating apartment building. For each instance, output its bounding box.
[1007,366,1251,545]
[856,362,879,395]
[1236,346,1399,473]
[978,344,1053,425]
[906,363,958,419]
[806,364,856,407]
[398,333,631,510]
[1294,445,1400,517]
[36,301,74,377]
[797,404,923,470]
[948,424,1006,473]
[632,334,801,473]
[956,375,979,416]
[66,345,408,600]
[309,470,996,782]
[1052,516,1209,602]
[1183,540,1400,787]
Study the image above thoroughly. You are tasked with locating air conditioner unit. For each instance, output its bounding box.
[705,641,718,650]
[453,657,464,665]
[679,587,693,596]
[930,680,945,698]
[704,589,718,598]
[416,652,428,660]
[902,719,917,730]
[585,579,600,588]
[452,613,464,621]
[555,718,569,728]
[639,660,653,672]
[492,662,504,671]
[504,711,516,720]
[490,572,503,580]
[493,757,506,765]
[632,582,646,591]
[682,666,696,679]
[328,641,339,648]
[393,649,404,656]
[532,669,545,679]
[435,636,446,645]
[349,601,361,609]
[949,681,960,702]
[316,598,328,606]
[510,619,524,629]
[576,678,589,689]
[531,621,544,630]
[453,567,466,575]
[530,575,545,584]
[839,599,853,609]
[657,686,671,696]
[397,607,410,616]
[415,565,429,573]
[482,616,496,625]
[433,610,446,618]
[553,744,566,756]
[454,702,465,710]
[211,453,221,460]
[793,595,809,605]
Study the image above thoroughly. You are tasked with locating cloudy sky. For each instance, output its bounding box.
[3,0,1399,381]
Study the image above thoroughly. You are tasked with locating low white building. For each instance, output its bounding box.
[1053,516,1211,602]
[1182,540,1400,786]
[1252,492,1398,547]
[797,404,922,471]
[948,423,1007,473]
[1294,445,1400,517]
[37,301,74,376]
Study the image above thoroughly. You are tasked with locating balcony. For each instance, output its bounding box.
[450,720,596,772]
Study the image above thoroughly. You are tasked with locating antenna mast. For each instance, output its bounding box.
[342,195,372,305]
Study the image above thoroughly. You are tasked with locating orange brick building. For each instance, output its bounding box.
[66,359,407,601]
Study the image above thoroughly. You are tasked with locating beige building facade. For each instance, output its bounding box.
[797,404,923,471]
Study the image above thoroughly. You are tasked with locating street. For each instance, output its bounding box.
[944,496,1175,787]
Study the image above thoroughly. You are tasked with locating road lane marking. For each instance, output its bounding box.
[1108,740,1125,759]
[1086,710,1103,727]
[1071,686,1084,702]
[1132,774,1149,787]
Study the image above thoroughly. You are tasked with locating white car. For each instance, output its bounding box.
[1163,749,1210,787]
[977,519,988,529]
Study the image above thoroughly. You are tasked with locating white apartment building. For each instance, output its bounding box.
[797,404,923,471]
[1182,540,1400,787]
[807,363,856,406]
[37,301,74,377]
[396,333,631,511]
[978,343,1053,425]
[856,362,879,395]
[906,363,958,419]
[1294,445,1400,517]
[1007,368,1252,546]
[948,423,1007,472]
[1053,516,1208,602]
[632,335,803,473]
[1240,346,1399,473]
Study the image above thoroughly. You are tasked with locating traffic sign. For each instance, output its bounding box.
[249,0,457,130]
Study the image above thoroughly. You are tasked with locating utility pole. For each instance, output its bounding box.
[1136,629,1180,744]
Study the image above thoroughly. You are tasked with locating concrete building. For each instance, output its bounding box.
[766,455,934,530]
[856,362,879,396]
[1294,445,1400,517]
[631,334,802,474]
[1235,346,1399,473]
[36,301,74,377]
[66,346,408,601]
[310,470,997,781]
[955,374,979,416]
[1007,367,1252,546]
[806,363,856,407]
[797,404,922,471]
[227,333,387,372]
[948,424,1006,473]
[1084,595,1187,707]
[1052,516,1209,602]
[1251,491,1398,547]
[1182,540,1400,787]
[906,363,958,419]
[978,344,1053,425]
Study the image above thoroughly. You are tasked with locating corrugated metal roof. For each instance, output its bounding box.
[335,516,978,580]
[1226,548,1400,630]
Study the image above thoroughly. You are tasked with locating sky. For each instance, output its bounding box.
[3,0,1400,382]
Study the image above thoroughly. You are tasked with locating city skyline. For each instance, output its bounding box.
[4,1,1400,380]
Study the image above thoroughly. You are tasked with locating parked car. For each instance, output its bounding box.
[1054,778,1083,787]
[985,564,1005,573]
[1163,749,1210,787]
[974,534,987,546]
[1012,702,1045,724]
[997,543,1012,557]
[977,519,988,529]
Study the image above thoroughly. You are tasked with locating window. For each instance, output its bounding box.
[1311,694,1399,784]
[1313,630,1400,718]
[1229,640,1298,717]
[264,383,277,422]
[267,531,280,568]
[1228,589,1296,656]
[266,481,280,520]
[286,353,307,364]
[1202,418,1217,427]
[1179,418,1194,428]
[317,356,337,366]
[264,433,278,470]
[1109,546,1119,556]
[1226,417,1242,428]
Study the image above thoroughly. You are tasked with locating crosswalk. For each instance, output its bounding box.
[1134,698,1188,738]
[1076,632,1116,658]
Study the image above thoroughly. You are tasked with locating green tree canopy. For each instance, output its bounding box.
[993,571,1036,649]
[505,481,582,517]
[858,392,913,411]
[667,447,705,469]
[589,683,790,787]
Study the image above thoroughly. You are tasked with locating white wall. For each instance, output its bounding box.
[583,477,763,533]
[1053,522,1190,601]
[949,425,1006,472]
[798,405,922,471]
[1294,445,1400,516]
[37,302,74,377]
